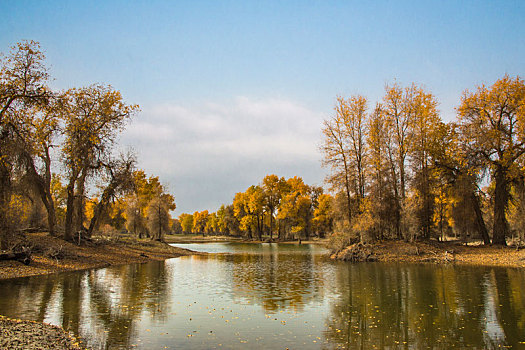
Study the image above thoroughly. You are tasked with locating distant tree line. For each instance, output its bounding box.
[0,41,176,249]
[176,174,333,241]
[175,76,525,247]
[321,76,525,249]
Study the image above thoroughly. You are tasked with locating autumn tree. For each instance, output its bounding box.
[343,96,368,209]
[192,210,209,236]
[125,194,145,237]
[457,75,525,245]
[205,212,219,235]
[179,213,194,234]
[382,83,415,201]
[86,153,136,238]
[216,204,239,235]
[366,104,399,240]
[122,170,175,239]
[432,123,491,244]
[0,41,50,249]
[171,219,183,234]
[277,176,313,240]
[17,98,62,236]
[61,85,138,241]
[321,101,353,224]
[147,188,174,242]
[233,186,264,240]
[408,86,442,239]
[313,193,333,238]
[261,174,285,240]
[378,83,422,239]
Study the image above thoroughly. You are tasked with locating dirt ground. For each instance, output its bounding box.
[332,239,525,267]
[0,315,84,350]
[0,232,195,280]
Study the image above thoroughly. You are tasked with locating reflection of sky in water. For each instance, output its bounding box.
[170,242,329,255]
[483,274,506,345]
[0,243,524,349]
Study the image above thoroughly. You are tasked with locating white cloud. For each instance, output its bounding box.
[120,96,328,214]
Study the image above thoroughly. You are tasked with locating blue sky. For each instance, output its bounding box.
[2,1,524,214]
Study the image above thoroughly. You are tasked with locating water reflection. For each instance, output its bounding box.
[0,243,523,349]
[323,263,525,349]
[0,261,171,349]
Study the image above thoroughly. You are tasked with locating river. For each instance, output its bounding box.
[0,242,524,349]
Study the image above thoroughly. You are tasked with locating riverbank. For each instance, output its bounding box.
[164,234,245,244]
[164,234,328,245]
[0,315,83,349]
[0,232,195,280]
[332,240,525,267]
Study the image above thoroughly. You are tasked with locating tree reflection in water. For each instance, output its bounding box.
[323,263,525,349]
[0,244,524,349]
[0,261,170,349]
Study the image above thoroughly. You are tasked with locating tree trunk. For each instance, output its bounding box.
[64,179,76,241]
[75,169,88,233]
[24,150,57,236]
[87,187,113,238]
[43,192,57,236]
[0,163,11,250]
[469,191,490,245]
[344,173,352,225]
[0,250,31,265]
[257,214,262,240]
[492,166,508,246]
[399,155,406,200]
[269,208,274,240]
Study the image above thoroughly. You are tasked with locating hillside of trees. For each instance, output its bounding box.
[0,41,176,250]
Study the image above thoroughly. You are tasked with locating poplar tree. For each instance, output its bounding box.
[0,41,50,249]
[458,75,525,245]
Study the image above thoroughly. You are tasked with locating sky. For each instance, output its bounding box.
[2,1,524,215]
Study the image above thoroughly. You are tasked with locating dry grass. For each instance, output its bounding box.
[333,240,525,267]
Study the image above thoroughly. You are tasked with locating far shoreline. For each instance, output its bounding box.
[166,234,525,268]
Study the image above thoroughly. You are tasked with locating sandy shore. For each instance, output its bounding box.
[0,232,195,281]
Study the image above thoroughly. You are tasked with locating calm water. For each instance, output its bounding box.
[0,242,524,349]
